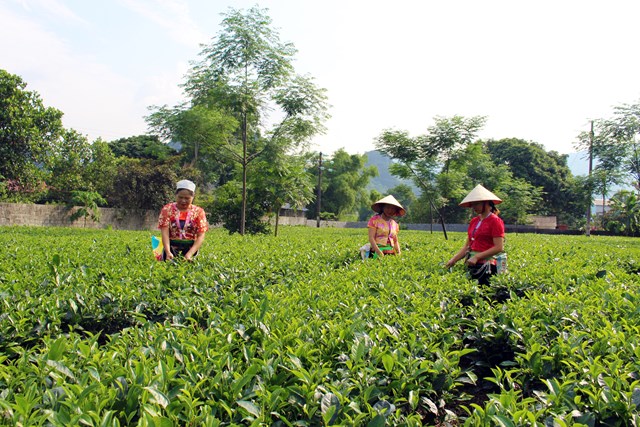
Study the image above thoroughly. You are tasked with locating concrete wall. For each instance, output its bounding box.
[275,216,473,233]
[0,203,158,230]
[278,216,563,234]
[1,203,566,235]
[529,215,557,229]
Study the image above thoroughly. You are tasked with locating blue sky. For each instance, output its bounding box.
[2,0,640,162]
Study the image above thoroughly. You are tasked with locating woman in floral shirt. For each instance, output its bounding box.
[367,195,405,258]
[158,180,209,261]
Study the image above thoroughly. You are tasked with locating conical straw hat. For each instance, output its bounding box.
[371,195,406,217]
[459,184,502,208]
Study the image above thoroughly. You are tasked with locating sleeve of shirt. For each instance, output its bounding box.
[367,215,379,228]
[158,204,172,229]
[192,206,209,234]
[490,216,505,237]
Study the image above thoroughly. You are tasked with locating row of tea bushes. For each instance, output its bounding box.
[0,226,638,425]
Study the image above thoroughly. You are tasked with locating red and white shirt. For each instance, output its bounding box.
[158,203,209,240]
[468,213,504,252]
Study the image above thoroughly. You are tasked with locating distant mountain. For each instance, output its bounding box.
[364,150,421,195]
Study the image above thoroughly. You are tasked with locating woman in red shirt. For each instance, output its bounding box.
[446,185,505,284]
[158,180,209,261]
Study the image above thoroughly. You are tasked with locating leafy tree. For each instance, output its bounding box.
[558,175,593,229]
[575,120,628,229]
[46,129,93,202]
[485,138,580,223]
[45,134,124,205]
[374,129,443,222]
[434,142,513,223]
[375,116,486,225]
[589,166,625,228]
[253,152,314,236]
[108,135,177,161]
[375,116,487,175]
[426,115,488,173]
[0,176,48,203]
[147,105,237,170]
[598,101,640,191]
[375,129,441,191]
[207,180,271,235]
[604,190,640,236]
[105,159,177,211]
[0,69,64,201]
[206,149,315,235]
[182,6,329,234]
[84,139,119,198]
[68,191,106,228]
[495,178,543,226]
[575,103,640,228]
[307,149,377,221]
[411,190,448,225]
[147,104,239,188]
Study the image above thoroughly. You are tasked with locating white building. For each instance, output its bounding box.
[591,198,611,216]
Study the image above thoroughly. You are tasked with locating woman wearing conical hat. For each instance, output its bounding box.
[445,185,505,284]
[367,195,406,258]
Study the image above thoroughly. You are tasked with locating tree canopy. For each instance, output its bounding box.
[149,6,329,234]
[0,69,65,200]
[108,135,178,161]
[6,41,639,236]
[485,138,581,222]
[306,149,377,221]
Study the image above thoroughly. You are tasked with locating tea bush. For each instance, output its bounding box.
[0,226,638,426]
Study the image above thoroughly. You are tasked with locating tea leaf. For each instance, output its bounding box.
[237,400,260,417]
[145,387,169,408]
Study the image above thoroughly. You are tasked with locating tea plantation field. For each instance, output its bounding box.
[1,226,639,426]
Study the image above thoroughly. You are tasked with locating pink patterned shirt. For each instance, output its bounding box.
[367,214,399,247]
[158,203,209,240]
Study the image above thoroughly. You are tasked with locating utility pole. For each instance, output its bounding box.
[316,152,322,228]
[429,204,433,233]
[586,120,594,237]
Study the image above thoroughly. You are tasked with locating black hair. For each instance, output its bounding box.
[489,201,500,215]
[377,203,401,216]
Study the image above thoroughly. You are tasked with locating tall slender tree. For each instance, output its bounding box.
[182,6,328,234]
[599,101,640,191]
[375,116,486,228]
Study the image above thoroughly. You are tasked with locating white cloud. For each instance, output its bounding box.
[141,61,190,108]
[3,0,640,154]
[118,0,209,47]
[0,3,147,141]
[38,0,91,26]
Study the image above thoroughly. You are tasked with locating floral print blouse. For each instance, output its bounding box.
[158,203,209,240]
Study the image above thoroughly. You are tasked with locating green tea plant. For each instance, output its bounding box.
[0,226,639,425]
